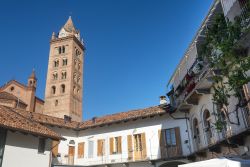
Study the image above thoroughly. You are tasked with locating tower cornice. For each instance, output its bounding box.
[50,35,85,51]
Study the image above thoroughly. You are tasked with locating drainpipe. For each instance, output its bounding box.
[159,98,192,154]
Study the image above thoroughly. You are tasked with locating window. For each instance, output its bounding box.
[165,128,176,146]
[54,60,59,67]
[51,86,56,94]
[77,89,80,94]
[88,141,94,158]
[97,139,105,156]
[78,142,84,158]
[62,46,65,53]
[53,73,58,80]
[78,63,80,70]
[74,59,77,67]
[59,47,62,54]
[75,48,81,57]
[193,118,200,143]
[0,128,7,167]
[62,71,67,79]
[63,58,67,66]
[77,77,80,83]
[134,134,142,151]
[110,137,122,154]
[73,73,77,82]
[203,110,212,142]
[61,84,65,93]
[73,86,76,94]
[75,48,78,57]
[55,100,58,106]
[10,86,14,92]
[38,138,46,153]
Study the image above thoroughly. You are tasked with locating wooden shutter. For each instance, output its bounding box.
[127,135,133,160]
[52,140,59,157]
[97,139,104,156]
[109,138,114,155]
[78,142,84,158]
[141,133,147,159]
[118,136,122,153]
[68,146,75,156]
[175,127,182,155]
[158,129,167,158]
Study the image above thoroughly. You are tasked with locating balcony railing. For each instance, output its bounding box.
[168,59,213,111]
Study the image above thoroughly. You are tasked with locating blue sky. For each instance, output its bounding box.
[0,0,213,120]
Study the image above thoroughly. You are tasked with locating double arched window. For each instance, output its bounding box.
[75,48,81,57]
[62,71,67,79]
[54,59,59,67]
[58,46,66,54]
[53,73,58,80]
[62,58,67,66]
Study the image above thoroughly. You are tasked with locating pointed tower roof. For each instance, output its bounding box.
[63,16,77,33]
[29,69,37,80]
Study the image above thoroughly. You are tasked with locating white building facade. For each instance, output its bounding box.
[49,107,190,167]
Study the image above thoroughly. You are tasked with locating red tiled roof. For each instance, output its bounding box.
[0,92,27,105]
[15,109,79,129]
[15,106,166,130]
[0,106,63,140]
[78,106,166,129]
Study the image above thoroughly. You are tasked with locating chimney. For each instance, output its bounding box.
[92,117,97,124]
[159,96,168,105]
[64,115,72,123]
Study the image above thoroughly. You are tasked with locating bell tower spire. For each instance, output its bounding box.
[44,17,85,121]
[58,16,80,40]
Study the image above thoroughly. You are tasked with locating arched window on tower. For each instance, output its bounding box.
[73,73,77,82]
[62,46,65,53]
[61,84,66,93]
[75,48,78,57]
[78,63,80,70]
[53,73,58,80]
[59,46,62,54]
[73,86,76,94]
[77,77,80,83]
[62,71,67,79]
[74,59,77,66]
[54,60,59,67]
[63,58,67,66]
[55,100,58,106]
[51,86,56,95]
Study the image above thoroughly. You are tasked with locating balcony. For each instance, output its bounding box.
[168,59,214,112]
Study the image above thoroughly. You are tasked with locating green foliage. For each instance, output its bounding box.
[201,10,250,129]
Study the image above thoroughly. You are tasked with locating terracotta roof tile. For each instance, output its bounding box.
[78,106,166,129]
[0,106,63,140]
[0,92,27,105]
[15,105,166,130]
[15,109,79,129]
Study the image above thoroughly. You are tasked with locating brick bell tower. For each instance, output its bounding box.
[44,16,85,121]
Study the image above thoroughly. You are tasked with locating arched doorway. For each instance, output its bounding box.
[203,109,212,145]
[193,118,200,150]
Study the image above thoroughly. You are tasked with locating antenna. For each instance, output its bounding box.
[69,11,73,17]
